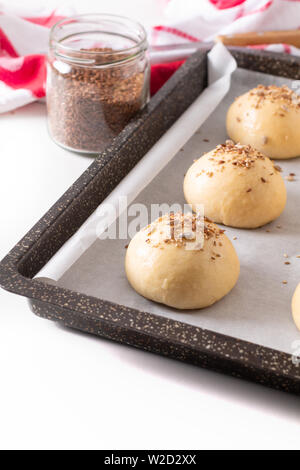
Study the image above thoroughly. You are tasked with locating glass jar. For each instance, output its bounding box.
[47,14,150,154]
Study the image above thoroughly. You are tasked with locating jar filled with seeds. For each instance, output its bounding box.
[47,14,150,153]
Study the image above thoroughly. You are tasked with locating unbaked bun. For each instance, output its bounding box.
[184,141,286,229]
[227,85,300,159]
[125,212,240,310]
[292,284,300,332]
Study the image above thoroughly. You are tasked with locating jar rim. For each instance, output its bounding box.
[50,13,148,65]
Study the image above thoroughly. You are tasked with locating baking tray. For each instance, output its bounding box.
[1,48,300,395]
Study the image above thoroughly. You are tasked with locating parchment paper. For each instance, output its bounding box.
[37,43,237,281]
[39,65,300,355]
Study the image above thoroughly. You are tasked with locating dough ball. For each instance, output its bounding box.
[125,212,240,310]
[227,85,300,159]
[292,284,300,332]
[183,140,286,229]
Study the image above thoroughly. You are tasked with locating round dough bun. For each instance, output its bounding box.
[125,212,240,310]
[227,84,300,159]
[183,140,287,229]
[292,284,300,332]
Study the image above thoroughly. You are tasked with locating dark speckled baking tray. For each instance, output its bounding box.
[1,48,300,395]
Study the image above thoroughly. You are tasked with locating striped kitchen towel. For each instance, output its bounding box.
[1,0,300,113]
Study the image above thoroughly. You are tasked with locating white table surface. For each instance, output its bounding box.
[1,0,300,451]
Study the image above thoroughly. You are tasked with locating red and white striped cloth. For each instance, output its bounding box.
[1,0,300,114]
[0,4,76,113]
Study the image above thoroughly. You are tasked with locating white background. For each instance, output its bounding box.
[0,0,300,451]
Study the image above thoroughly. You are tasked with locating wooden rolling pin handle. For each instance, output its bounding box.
[217,30,300,49]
